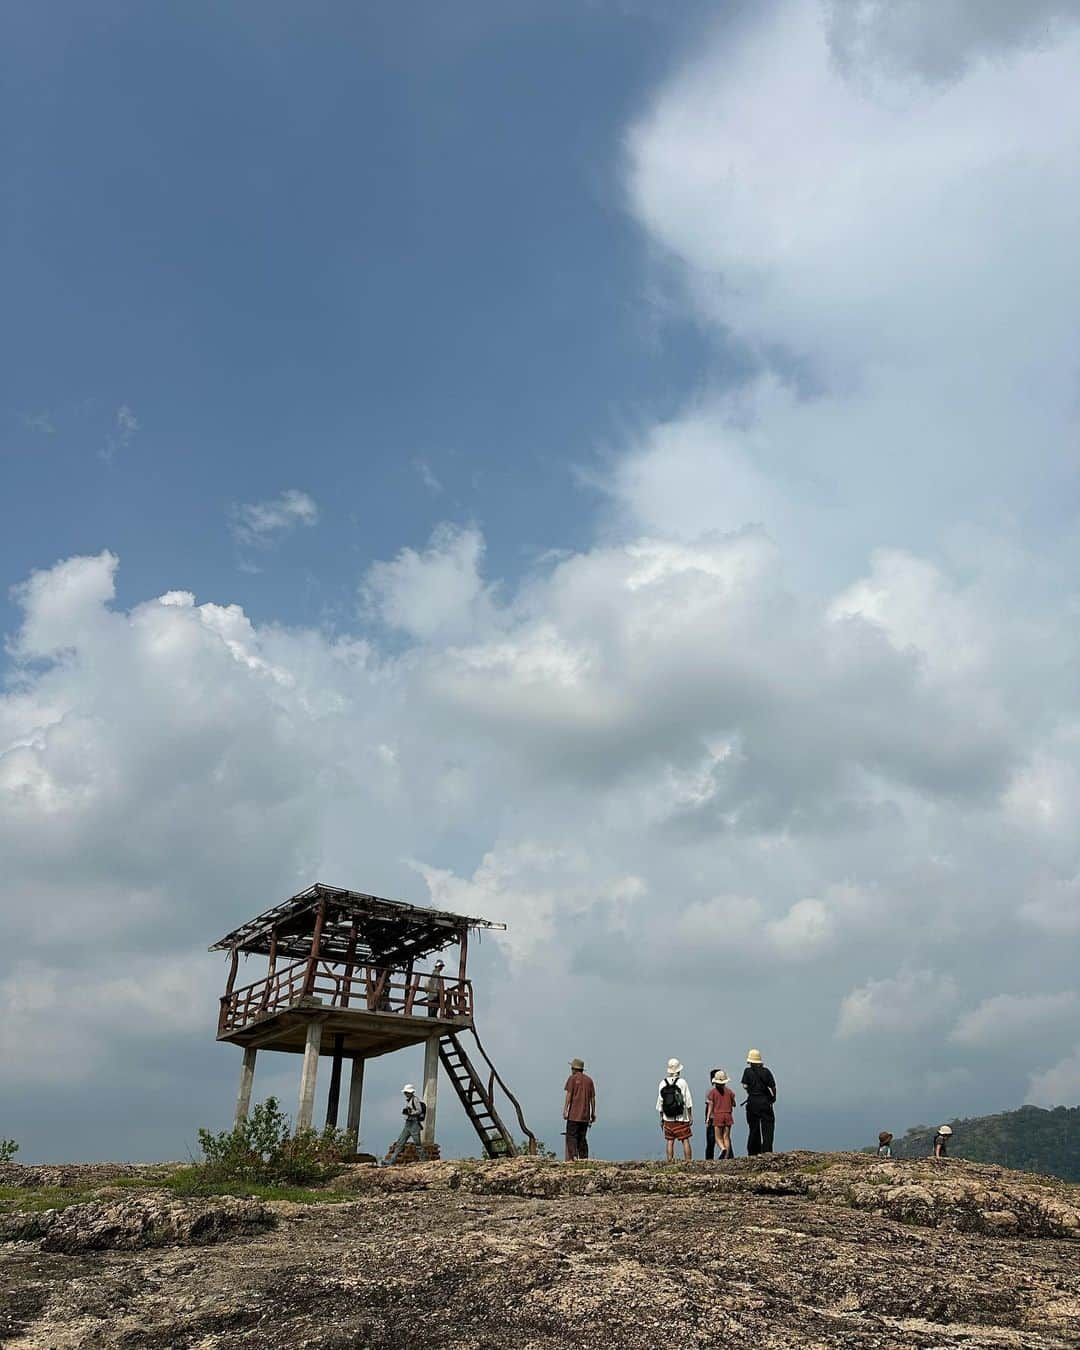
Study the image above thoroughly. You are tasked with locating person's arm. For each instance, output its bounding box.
[563,1087,571,1120]
[683,1081,693,1124]
[589,1084,596,1124]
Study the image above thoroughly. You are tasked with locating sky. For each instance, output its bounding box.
[2,0,1080,1163]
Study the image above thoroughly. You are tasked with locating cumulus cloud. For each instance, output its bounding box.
[229,489,319,550]
[950,992,1079,1050]
[836,969,959,1040]
[362,524,494,643]
[621,3,1080,583]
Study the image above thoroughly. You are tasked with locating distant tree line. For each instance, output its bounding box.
[877,1105,1080,1182]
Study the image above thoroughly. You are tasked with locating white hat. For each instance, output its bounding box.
[666,1058,683,1075]
[746,1048,763,1064]
[937,1124,953,1136]
[402,1084,416,1094]
[712,1070,730,1085]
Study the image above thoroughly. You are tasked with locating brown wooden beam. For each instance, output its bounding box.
[303,897,328,997]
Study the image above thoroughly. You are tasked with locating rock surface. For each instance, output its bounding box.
[2,1152,1078,1347]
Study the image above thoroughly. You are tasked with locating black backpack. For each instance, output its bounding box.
[660,1079,685,1119]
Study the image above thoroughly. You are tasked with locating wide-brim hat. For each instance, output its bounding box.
[746,1048,763,1064]
[878,1131,893,1143]
[402,1084,416,1094]
[938,1125,953,1136]
[712,1071,730,1084]
[569,1058,585,1071]
[666,1058,683,1075]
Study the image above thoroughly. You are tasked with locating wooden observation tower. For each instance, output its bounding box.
[211,882,536,1157]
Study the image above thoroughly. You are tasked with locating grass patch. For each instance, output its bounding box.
[0,1185,96,1214]
[162,1167,351,1204]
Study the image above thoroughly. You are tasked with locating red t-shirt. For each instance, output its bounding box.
[707,1085,735,1125]
[564,1072,596,1123]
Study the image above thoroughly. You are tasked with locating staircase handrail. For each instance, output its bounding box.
[465,1025,538,1156]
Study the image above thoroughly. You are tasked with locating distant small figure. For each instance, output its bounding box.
[425,960,446,1018]
[563,1057,596,1160]
[741,1049,777,1156]
[657,1058,694,1162]
[877,1131,893,1158]
[707,1070,737,1160]
[383,1084,428,1165]
[933,1124,953,1159]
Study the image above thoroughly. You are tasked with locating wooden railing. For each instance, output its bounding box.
[218,959,474,1035]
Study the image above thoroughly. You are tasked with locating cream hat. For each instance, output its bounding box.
[402,1084,416,1094]
[712,1070,730,1085]
[666,1058,683,1075]
[937,1124,953,1136]
[746,1048,763,1064]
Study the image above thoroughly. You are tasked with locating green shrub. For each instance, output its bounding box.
[0,1139,18,1164]
[193,1097,350,1188]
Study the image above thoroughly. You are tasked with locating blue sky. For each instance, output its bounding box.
[3,1,1080,1163]
[3,0,720,634]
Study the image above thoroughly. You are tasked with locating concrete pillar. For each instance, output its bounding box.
[234,1047,257,1130]
[296,1019,322,1131]
[346,1058,365,1153]
[422,1034,440,1146]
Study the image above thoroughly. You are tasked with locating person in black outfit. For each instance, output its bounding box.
[741,1048,777,1155]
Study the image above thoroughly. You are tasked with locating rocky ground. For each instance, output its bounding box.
[1,1151,1078,1348]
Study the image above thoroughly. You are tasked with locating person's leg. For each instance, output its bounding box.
[665,1133,675,1162]
[683,1137,693,1162]
[411,1119,428,1161]
[566,1121,581,1159]
[705,1121,716,1161]
[386,1123,411,1164]
[720,1124,732,1158]
[760,1108,775,1153]
[578,1122,590,1160]
[746,1106,761,1156]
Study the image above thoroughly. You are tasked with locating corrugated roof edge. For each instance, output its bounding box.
[207,880,505,952]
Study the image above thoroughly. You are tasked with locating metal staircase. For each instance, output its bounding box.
[439,1027,537,1158]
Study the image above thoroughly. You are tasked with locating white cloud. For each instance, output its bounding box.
[1027,1046,1080,1107]
[950,992,1079,1049]
[100,404,140,462]
[620,3,1080,585]
[230,489,319,550]
[363,524,494,643]
[836,969,959,1040]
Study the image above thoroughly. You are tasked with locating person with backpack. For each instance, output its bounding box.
[740,1048,777,1155]
[656,1058,694,1162]
[382,1084,429,1164]
[706,1070,737,1159]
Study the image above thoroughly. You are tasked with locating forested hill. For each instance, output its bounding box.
[879,1105,1080,1181]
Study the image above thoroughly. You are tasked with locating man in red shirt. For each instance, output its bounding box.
[563,1057,596,1160]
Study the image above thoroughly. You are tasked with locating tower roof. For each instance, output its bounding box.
[209,882,503,966]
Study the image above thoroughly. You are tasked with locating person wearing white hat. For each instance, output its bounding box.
[383,1084,429,1165]
[740,1048,777,1155]
[706,1070,736,1161]
[656,1058,694,1162]
[933,1124,953,1159]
